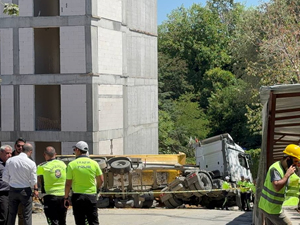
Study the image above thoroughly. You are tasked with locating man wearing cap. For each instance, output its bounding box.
[64,141,103,225]
[221,176,231,210]
[259,144,300,225]
[237,175,247,211]
[37,146,67,225]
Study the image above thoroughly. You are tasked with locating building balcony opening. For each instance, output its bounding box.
[35,85,61,131]
[34,0,59,17]
[34,28,60,74]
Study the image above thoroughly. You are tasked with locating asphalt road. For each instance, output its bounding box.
[31,207,253,225]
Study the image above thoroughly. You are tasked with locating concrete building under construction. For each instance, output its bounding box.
[0,0,158,163]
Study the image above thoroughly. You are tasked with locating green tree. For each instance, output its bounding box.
[158,3,232,92]
[207,80,260,148]
[1,2,19,15]
[158,94,210,157]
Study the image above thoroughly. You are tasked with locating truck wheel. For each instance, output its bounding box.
[142,192,154,208]
[114,199,134,208]
[110,160,131,174]
[97,197,110,208]
[163,197,183,208]
[96,158,107,169]
[196,172,213,190]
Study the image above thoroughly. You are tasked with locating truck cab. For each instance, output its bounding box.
[195,133,253,184]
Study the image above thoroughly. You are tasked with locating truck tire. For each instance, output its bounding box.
[114,199,134,208]
[110,160,131,174]
[95,158,107,169]
[97,197,110,208]
[163,196,183,209]
[142,192,154,208]
[195,172,213,191]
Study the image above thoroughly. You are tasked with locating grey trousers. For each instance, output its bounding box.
[260,208,293,225]
[7,187,32,225]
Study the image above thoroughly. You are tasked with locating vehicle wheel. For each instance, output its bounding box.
[114,199,134,208]
[163,196,183,209]
[142,200,154,208]
[141,192,154,208]
[195,172,212,191]
[96,158,107,169]
[97,197,110,208]
[110,160,131,174]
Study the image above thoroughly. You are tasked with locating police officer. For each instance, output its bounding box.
[37,146,67,225]
[259,144,300,225]
[64,141,103,225]
[222,176,231,210]
[237,175,247,211]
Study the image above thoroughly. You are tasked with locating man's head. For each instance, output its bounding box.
[283,144,300,168]
[44,146,56,161]
[0,145,12,163]
[241,175,245,181]
[22,143,33,157]
[73,141,89,157]
[225,176,230,181]
[14,137,26,155]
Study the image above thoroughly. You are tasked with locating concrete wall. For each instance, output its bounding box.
[61,85,87,131]
[60,26,86,73]
[0,0,158,157]
[0,28,13,75]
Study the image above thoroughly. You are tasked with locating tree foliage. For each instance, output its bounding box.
[158,0,300,156]
[1,2,19,15]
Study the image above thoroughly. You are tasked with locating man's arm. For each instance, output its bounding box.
[272,165,295,192]
[2,166,9,183]
[64,179,72,208]
[96,174,104,190]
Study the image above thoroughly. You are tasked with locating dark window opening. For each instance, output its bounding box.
[34,28,60,74]
[34,0,59,17]
[35,85,61,131]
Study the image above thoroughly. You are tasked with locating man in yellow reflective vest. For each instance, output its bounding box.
[222,176,231,210]
[259,144,300,225]
[237,175,247,211]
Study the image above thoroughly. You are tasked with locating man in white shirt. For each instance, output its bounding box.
[3,143,38,225]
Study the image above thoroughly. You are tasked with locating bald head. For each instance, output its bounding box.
[44,146,56,159]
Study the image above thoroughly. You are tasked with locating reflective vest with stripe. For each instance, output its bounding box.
[258,161,285,214]
[222,181,231,190]
[283,173,300,207]
[237,180,247,193]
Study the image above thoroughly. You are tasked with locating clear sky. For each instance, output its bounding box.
[157,0,265,24]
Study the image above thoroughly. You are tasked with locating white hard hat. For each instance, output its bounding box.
[225,176,230,180]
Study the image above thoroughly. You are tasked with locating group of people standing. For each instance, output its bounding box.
[0,138,104,225]
[221,175,256,211]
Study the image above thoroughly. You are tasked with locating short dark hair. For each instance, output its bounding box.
[15,137,26,145]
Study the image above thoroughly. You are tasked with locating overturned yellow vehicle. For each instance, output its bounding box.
[57,153,214,209]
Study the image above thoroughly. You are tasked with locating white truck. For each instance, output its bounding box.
[192,133,253,209]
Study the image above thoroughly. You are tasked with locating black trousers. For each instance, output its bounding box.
[7,187,32,225]
[241,192,247,210]
[0,191,9,225]
[72,193,99,225]
[43,195,67,225]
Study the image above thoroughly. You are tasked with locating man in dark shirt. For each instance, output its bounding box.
[12,137,26,157]
[0,145,12,225]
